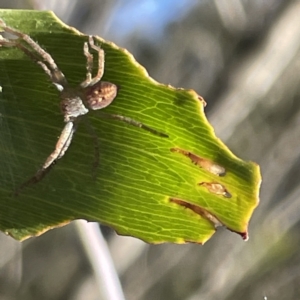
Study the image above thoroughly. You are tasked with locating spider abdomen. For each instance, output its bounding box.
[84,81,118,110]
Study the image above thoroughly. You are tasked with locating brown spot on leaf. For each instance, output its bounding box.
[169,197,249,240]
[240,232,249,241]
[227,229,248,241]
[199,182,232,198]
[170,197,222,228]
[198,95,207,107]
[171,147,226,176]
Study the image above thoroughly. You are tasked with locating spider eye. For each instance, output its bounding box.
[86,81,118,110]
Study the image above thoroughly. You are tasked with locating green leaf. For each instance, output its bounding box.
[0,10,261,244]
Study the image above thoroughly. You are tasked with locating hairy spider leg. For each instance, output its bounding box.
[0,19,67,88]
[0,38,56,84]
[87,36,105,86]
[80,36,105,88]
[99,113,169,138]
[43,121,76,169]
[0,37,64,92]
[82,40,93,85]
[14,121,76,195]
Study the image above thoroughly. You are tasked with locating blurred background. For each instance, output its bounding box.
[1,0,300,299]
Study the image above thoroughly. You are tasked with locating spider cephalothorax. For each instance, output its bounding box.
[0,19,167,194]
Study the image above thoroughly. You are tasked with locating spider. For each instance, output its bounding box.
[0,19,168,193]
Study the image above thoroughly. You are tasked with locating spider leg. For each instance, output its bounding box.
[80,40,94,88]
[43,121,75,169]
[88,36,105,84]
[0,19,67,89]
[83,118,100,178]
[99,113,169,138]
[14,122,76,195]
[80,36,105,88]
[1,38,54,80]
